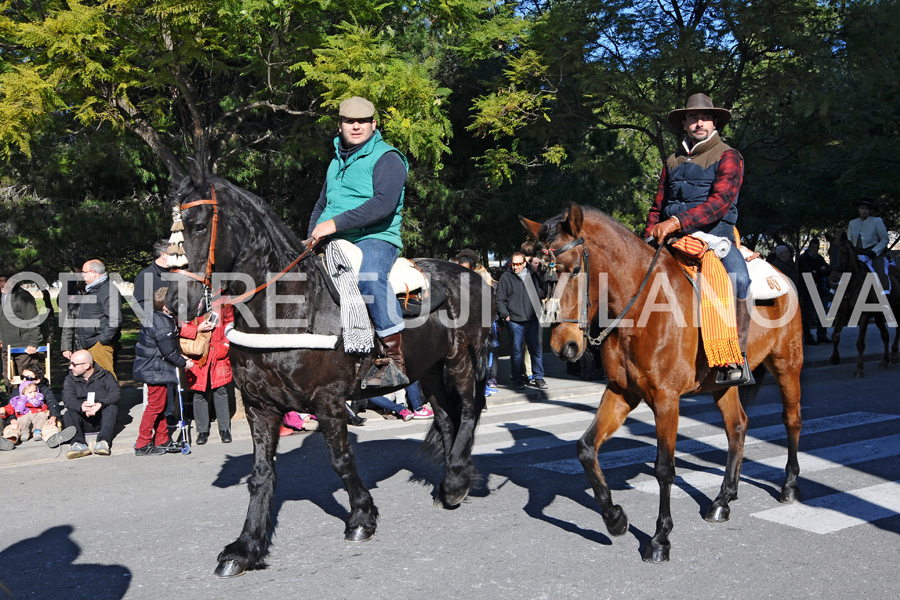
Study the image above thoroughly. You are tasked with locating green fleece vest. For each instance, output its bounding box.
[318,130,407,248]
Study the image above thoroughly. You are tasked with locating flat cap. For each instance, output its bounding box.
[339,96,376,119]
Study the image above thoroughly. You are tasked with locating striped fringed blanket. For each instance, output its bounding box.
[325,241,375,354]
[669,235,742,368]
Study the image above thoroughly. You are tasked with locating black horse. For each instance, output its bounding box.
[827,235,900,377]
[165,172,493,577]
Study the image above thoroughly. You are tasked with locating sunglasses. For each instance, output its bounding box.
[511,261,525,267]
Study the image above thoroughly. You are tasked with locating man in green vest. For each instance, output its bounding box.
[308,96,410,388]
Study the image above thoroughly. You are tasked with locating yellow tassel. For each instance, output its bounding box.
[172,220,184,232]
[167,244,179,255]
[169,231,183,244]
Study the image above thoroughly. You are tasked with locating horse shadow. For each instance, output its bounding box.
[212,429,443,532]
[0,525,131,600]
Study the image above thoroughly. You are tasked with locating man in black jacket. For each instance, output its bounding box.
[73,260,122,379]
[496,252,548,391]
[132,240,171,320]
[61,349,120,458]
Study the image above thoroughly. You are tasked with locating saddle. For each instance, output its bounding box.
[316,239,448,317]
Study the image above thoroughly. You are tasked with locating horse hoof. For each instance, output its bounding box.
[345,526,375,542]
[214,560,247,578]
[854,371,864,379]
[642,543,670,564]
[704,505,730,523]
[830,356,840,365]
[779,486,800,504]
[605,505,629,537]
[877,363,888,371]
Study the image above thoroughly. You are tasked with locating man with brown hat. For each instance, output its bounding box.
[848,198,891,294]
[643,92,753,386]
[307,96,410,388]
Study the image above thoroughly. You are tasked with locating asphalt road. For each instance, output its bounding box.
[1,329,898,600]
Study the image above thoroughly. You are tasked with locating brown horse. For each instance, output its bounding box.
[521,204,803,563]
[827,235,900,377]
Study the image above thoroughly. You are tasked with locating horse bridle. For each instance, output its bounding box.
[546,235,665,347]
[172,185,317,310]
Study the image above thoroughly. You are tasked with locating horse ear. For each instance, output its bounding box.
[563,203,583,236]
[519,216,542,239]
[187,158,207,191]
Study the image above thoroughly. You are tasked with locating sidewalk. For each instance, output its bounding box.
[1,326,892,468]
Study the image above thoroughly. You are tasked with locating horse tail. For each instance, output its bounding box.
[738,366,767,407]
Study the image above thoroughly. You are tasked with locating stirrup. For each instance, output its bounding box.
[715,355,755,387]
[361,361,409,389]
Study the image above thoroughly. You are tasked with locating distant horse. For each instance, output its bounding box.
[521,204,803,563]
[166,172,493,577]
[827,235,899,377]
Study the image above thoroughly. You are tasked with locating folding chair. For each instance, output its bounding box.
[6,345,51,386]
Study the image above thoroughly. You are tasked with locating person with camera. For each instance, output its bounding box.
[179,304,234,445]
[60,349,120,459]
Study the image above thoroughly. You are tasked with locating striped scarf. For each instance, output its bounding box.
[670,236,742,368]
[325,241,375,354]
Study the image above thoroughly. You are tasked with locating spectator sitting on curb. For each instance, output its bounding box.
[61,349,120,459]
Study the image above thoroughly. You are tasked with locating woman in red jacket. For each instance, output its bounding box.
[180,305,233,444]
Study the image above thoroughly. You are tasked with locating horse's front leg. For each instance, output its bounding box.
[317,411,378,541]
[577,388,633,539]
[830,323,844,365]
[855,315,870,378]
[215,401,282,578]
[643,398,679,563]
[705,388,748,522]
[874,314,891,370]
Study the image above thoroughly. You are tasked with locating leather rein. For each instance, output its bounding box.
[170,185,316,309]
[546,236,665,347]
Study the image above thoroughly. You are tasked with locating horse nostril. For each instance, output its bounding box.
[561,341,580,361]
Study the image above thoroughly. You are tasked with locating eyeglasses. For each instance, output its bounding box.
[511,262,525,267]
[69,361,88,367]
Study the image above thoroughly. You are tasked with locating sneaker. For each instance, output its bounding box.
[46,426,77,448]
[487,379,498,389]
[279,425,295,437]
[398,409,414,422]
[412,407,434,420]
[20,432,30,443]
[33,430,43,442]
[514,380,526,391]
[66,442,92,459]
[484,386,496,396]
[134,444,166,456]
[0,438,14,451]
[92,440,111,456]
[530,378,549,390]
[156,439,182,453]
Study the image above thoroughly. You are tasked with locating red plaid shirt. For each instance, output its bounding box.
[643,149,744,237]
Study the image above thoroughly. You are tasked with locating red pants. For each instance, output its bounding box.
[136,385,170,448]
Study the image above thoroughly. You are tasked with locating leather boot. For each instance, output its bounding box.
[717,298,755,386]
[363,333,410,389]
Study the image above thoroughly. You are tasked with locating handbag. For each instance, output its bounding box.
[180,313,213,363]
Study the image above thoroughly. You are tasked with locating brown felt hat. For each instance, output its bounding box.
[338,96,376,119]
[668,93,732,132]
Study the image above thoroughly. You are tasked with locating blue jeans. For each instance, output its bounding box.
[508,318,544,382]
[369,383,423,415]
[720,244,751,300]
[355,238,404,337]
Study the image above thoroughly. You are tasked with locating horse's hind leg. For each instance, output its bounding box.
[765,357,802,504]
[855,315,871,378]
[317,410,378,541]
[705,388,748,522]
[577,388,634,541]
[215,401,282,578]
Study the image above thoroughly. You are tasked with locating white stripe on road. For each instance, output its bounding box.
[532,412,900,473]
[751,480,900,534]
[631,434,900,497]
